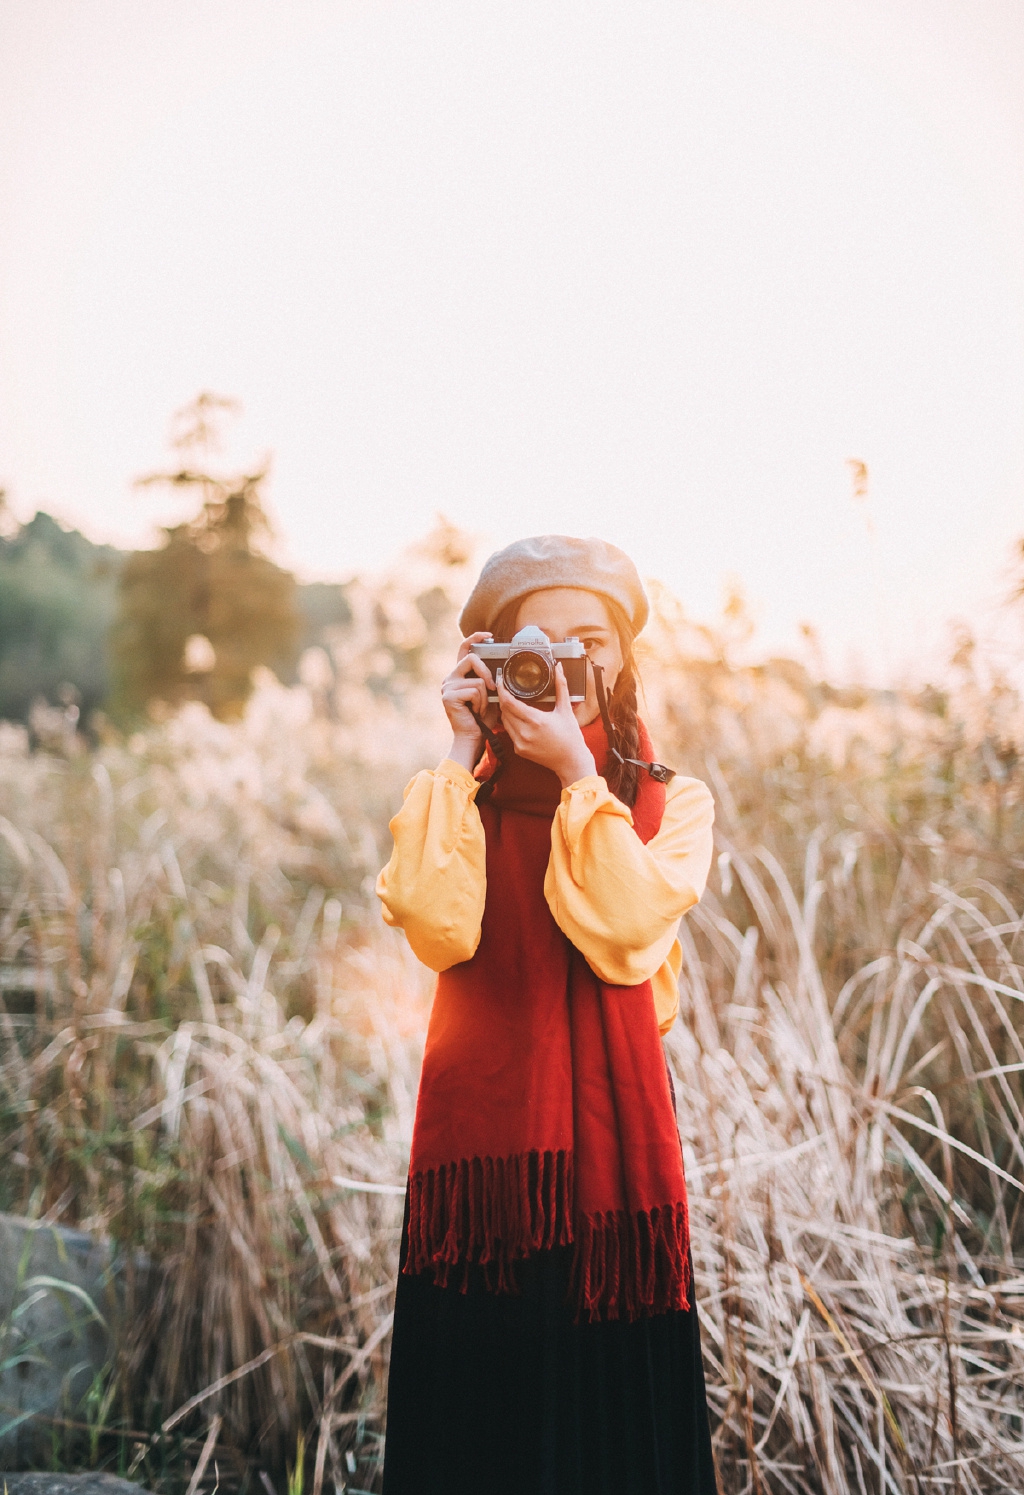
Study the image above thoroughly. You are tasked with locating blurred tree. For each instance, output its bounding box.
[0,496,121,725]
[110,395,300,722]
[297,580,353,650]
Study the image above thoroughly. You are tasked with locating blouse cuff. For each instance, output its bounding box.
[434,757,482,795]
[557,774,633,862]
[560,773,607,798]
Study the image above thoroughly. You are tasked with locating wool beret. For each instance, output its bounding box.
[459,534,649,638]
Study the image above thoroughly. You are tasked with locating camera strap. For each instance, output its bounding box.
[468,706,512,802]
[591,663,677,786]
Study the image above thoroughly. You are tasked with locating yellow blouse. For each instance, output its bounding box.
[376,760,715,1035]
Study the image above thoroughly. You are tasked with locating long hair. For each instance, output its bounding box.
[489,593,643,808]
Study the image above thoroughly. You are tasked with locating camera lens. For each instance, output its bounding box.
[503,650,551,700]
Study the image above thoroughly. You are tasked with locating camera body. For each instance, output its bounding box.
[470,627,588,711]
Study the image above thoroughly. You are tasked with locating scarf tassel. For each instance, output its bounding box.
[405,1149,575,1292]
[405,1150,691,1321]
[569,1199,692,1322]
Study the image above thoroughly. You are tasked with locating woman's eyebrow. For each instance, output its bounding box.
[567,623,610,634]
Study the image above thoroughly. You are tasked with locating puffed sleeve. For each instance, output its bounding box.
[544,774,714,998]
[651,938,683,1037]
[375,759,487,971]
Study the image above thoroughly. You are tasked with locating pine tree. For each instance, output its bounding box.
[111,395,299,722]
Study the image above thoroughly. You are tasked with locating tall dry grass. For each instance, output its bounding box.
[2,538,1024,1492]
[0,680,434,1490]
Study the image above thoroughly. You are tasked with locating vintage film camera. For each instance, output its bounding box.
[470,627,588,711]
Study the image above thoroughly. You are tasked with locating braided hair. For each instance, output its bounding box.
[488,594,643,809]
[602,599,642,809]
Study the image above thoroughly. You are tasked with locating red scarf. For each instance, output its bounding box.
[404,716,691,1321]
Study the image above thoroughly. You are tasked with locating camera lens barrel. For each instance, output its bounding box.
[502,649,552,700]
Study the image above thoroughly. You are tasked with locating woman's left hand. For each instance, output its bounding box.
[497,664,598,788]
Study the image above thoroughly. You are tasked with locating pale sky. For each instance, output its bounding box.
[1,0,1022,679]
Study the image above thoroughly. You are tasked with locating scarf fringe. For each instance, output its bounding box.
[569,1200,692,1322]
[405,1149,574,1293]
[404,1150,691,1322]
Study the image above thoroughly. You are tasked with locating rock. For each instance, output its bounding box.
[0,1215,138,1463]
[0,1476,151,1495]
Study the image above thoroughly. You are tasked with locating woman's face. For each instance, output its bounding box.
[513,588,625,726]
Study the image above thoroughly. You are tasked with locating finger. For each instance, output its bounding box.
[495,674,529,722]
[446,681,489,713]
[494,678,527,739]
[457,631,493,662]
[496,674,545,719]
[453,652,496,690]
[445,681,486,702]
[467,655,497,689]
[444,697,479,721]
[553,661,571,712]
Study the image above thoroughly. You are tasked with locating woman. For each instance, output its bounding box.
[377,535,718,1495]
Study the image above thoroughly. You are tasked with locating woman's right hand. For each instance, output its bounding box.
[442,633,497,771]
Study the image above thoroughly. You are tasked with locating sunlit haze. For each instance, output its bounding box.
[1,0,1022,680]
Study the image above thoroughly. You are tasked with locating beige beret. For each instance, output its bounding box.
[459,534,649,638]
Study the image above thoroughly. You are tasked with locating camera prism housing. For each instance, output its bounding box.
[470,627,588,711]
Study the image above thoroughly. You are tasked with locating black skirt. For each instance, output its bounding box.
[382,1241,719,1495]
